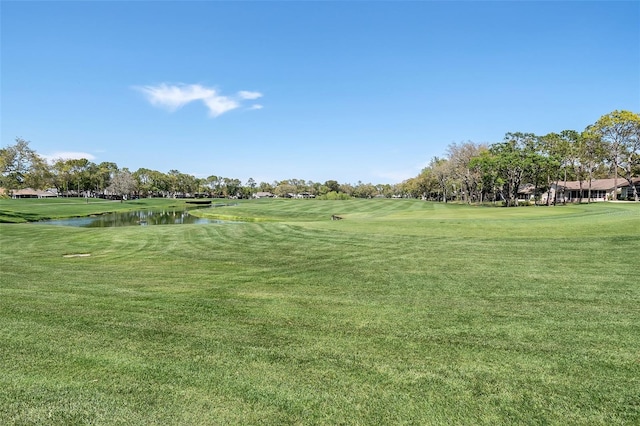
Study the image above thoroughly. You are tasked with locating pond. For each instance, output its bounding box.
[33,208,231,227]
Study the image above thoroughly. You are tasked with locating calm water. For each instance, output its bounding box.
[34,208,229,227]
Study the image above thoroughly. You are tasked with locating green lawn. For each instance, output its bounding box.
[1,198,639,424]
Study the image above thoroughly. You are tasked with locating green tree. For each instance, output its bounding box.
[244,178,257,198]
[51,159,71,196]
[0,138,46,193]
[580,128,608,202]
[470,149,503,204]
[353,181,376,198]
[339,183,355,197]
[94,162,119,197]
[446,142,487,203]
[558,130,587,202]
[591,110,640,201]
[25,154,53,191]
[324,180,340,193]
[430,157,451,202]
[223,177,242,198]
[150,170,169,197]
[177,172,197,196]
[206,175,223,197]
[67,158,92,196]
[133,168,155,197]
[538,132,567,205]
[258,181,274,194]
[274,180,296,198]
[484,133,538,207]
[167,170,181,197]
[403,167,438,200]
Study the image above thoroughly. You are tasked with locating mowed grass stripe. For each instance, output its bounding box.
[1,199,639,424]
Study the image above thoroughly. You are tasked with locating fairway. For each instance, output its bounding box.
[1,199,639,425]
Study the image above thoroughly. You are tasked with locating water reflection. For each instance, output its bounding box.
[35,208,227,227]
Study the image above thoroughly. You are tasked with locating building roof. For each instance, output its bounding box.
[13,188,40,196]
[517,183,536,194]
[557,178,640,191]
[12,188,57,197]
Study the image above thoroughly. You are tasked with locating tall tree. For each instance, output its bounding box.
[258,181,274,194]
[167,170,181,197]
[429,157,451,202]
[95,162,119,197]
[353,181,376,198]
[107,169,137,201]
[324,180,340,193]
[244,178,257,198]
[580,128,607,202]
[559,130,586,202]
[274,180,296,197]
[27,154,53,191]
[206,175,223,197]
[446,142,486,203]
[486,132,538,207]
[0,138,45,193]
[470,149,504,204]
[133,168,155,197]
[538,132,567,205]
[67,158,92,196]
[51,159,72,196]
[223,177,242,198]
[590,110,640,201]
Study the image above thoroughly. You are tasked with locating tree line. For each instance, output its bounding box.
[2,110,638,203]
[0,141,397,200]
[398,110,639,204]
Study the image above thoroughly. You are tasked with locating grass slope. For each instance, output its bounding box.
[1,199,639,424]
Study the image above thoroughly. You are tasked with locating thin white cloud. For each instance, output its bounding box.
[249,104,264,110]
[134,83,264,118]
[43,152,96,163]
[237,90,263,100]
[135,83,215,111]
[203,95,239,118]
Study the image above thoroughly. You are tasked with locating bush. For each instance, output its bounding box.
[317,191,351,200]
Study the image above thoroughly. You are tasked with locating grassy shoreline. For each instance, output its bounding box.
[0,197,201,223]
[1,199,638,424]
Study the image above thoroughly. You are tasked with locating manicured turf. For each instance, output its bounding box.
[1,198,639,424]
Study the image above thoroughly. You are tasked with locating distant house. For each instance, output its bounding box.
[11,188,58,199]
[517,184,536,202]
[542,178,640,203]
[254,191,274,199]
[286,192,316,199]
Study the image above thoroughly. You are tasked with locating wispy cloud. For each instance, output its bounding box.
[249,104,264,110]
[134,83,264,118]
[202,95,239,118]
[43,152,96,163]
[237,90,263,100]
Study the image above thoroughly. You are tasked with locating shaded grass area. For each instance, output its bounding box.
[1,199,639,424]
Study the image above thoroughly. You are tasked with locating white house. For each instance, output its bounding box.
[542,178,640,203]
[253,191,274,199]
[11,188,58,199]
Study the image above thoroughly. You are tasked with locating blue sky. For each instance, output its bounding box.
[2,1,639,185]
